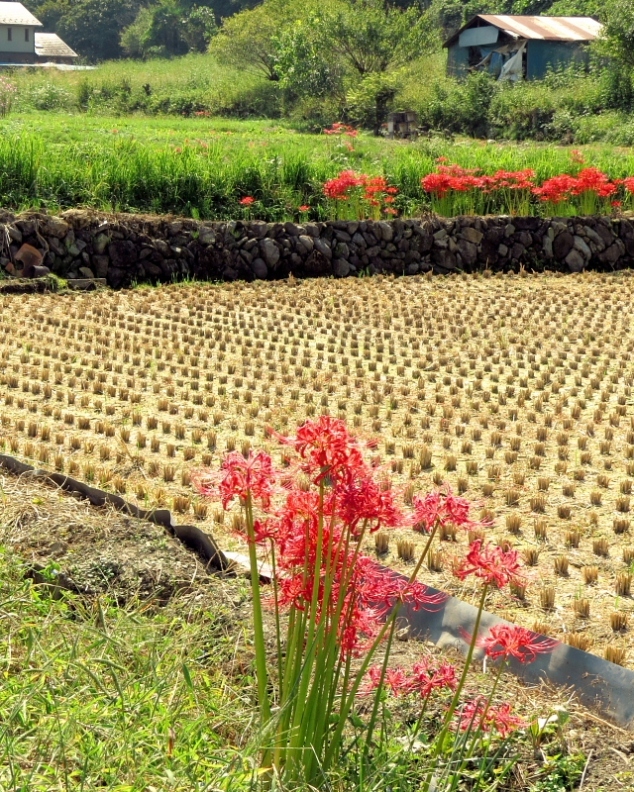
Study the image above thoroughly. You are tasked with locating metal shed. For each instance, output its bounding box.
[444,15,603,81]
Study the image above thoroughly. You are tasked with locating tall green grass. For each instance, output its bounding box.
[0,547,255,791]
[1,113,634,218]
[10,54,280,118]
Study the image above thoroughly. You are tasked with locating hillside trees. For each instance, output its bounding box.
[121,1,218,58]
[23,0,253,61]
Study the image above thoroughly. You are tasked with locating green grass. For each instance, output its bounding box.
[0,547,256,791]
[9,53,279,118]
[1,111,634,219]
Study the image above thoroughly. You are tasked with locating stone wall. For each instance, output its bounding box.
[2,209,634,288]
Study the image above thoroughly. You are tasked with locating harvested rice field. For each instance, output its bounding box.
[2,271,634,668]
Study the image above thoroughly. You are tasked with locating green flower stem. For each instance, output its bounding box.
[244,495,272,755]
[435,583,489,755]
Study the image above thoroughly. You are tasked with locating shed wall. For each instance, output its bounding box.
[526,40,590,79]
[447,45,469,78]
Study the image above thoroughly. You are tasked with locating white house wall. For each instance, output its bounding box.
[0,25,35,54]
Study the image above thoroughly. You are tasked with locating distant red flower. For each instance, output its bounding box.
[624,177,634,194]
[571,149,585,165]
[573,167,617,199]
[240,196,255,206]
[299,205,311,212]
[458,697,526,738]
[468,624,558,664]
[455,539,523,589]
[324,122,358,138]
[411,660,457,697]
[324,170,363,201]
[199,450,274,510]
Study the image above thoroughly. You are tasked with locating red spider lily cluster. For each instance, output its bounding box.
[239,196,256,206]
[421,165,535,199]
[197,416,554,780]
[202,416,448,658]
[361,659,457,698]
[323,170,399,217]
[458,697,527,739]
[421,161,634,215]
[533,168,618,204]
[323,122,358,138]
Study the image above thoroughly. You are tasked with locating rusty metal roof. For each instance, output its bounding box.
[445,15,603,47]
[0,2,42,26]
[35,33,78,59]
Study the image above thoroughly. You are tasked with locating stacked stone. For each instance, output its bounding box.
[1,209,634,289]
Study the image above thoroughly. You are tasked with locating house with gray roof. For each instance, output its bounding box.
[0,1,77,65]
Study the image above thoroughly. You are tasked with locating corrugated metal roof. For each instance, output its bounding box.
[35,33,78,59]
[478,15,602,41]
[445,15,602,47]
[0,2,42,26]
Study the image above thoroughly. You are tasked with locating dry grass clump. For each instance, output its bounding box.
[2,273,634,665]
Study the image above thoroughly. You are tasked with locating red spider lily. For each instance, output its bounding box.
[360,660,457,698]
[323,170,364,201]
[273,415,366,485]
[334,472,405,534]
[197,450,275,509]
[421,165,482,197]
[323,170,398,216]
[571,149,585,165]
[299,204,311,212]
[240,196,255,206]
[412,488,482,533]
[572,168,617,199]
[458,697,526,738]
[532,174,578,204]
[411,660,458,697]
[624,177,634,194]
[480,169,535,193]
[323,122,358,138]
[454,539,523,589]
[465,624,558,664]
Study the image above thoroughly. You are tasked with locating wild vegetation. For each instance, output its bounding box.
[0,0,630,143]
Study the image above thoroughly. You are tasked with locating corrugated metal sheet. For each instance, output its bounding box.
[35,33,77,59]
[477,15,603,41]
[444,15,602,47]
[0,2,42,26]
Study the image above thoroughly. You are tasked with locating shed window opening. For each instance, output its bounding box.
[7,27,11,42]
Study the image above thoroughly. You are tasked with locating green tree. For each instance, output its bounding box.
[209,0,303,80]
[600,0,634,69]
[121,0,217,58]
[322,0,430,76]
[54,0,144,61]
[275,15,344,100]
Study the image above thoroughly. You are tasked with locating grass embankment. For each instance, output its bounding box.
[7,51,634,146]
[1,113,634,218]
[0,546,254,791]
